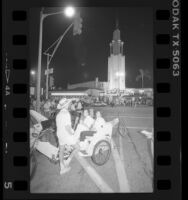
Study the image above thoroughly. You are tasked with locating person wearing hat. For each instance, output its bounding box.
[56,98,78,175]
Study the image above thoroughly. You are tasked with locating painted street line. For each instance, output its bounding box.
[74,152,114,193]
[119,134,124,165]
[121,116,152,119]
[115,126,153,131]
[111,139,130,192]
[127,126,153,130]
[107,115,153,119]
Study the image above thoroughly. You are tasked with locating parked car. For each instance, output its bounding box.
[145,97,153,106]
[30,110,55,179]
[92,102,107,107]
[30,110,55,146]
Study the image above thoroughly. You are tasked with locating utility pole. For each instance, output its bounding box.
[36,8,44,112]
[45,54,50,100]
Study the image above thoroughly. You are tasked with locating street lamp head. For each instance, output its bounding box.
[31,70,36,75]
[64,6,75,18]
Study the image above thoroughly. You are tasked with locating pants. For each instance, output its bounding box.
[74,123,88,141]
[80,131,96,141]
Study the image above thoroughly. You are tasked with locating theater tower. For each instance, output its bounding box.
[108,20,125,90]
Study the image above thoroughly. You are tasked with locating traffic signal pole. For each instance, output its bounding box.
[47,23,73,63]
[43,23,74,100]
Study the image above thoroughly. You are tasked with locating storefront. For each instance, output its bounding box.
[50,91,88,99]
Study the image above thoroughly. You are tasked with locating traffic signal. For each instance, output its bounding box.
[49,76,54,89]
[73,12,83,35]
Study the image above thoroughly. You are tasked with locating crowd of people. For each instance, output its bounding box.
[99,95,153,107]
[30,96,85,119]
[82,94,153,107]
[30,93,153,118]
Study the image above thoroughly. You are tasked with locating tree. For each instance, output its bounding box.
[136,69,151,88]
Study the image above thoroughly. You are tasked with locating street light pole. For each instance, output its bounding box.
[36,8,69,111]
[45,54,50,100]
[36,6,79,111]
[36,8,44,112]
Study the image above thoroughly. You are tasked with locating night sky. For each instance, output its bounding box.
[30,7,153,89]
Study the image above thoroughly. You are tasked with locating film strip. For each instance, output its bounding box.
[2,0,181,199]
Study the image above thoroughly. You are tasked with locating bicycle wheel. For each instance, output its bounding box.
[91,140,111,166]
[118,124,128,137]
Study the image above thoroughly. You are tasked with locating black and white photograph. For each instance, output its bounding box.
[30,6,153,193]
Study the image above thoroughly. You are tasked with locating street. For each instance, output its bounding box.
[30,106,153,193]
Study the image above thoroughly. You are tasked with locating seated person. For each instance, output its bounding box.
[80,111,106,141]
[76,100,83,113]
[83,109,94,129]
[91,111,106,132]
[74,109,94,141]
[89,108,94,118]
[70,100,77,111]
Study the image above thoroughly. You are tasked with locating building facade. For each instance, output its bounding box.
[67,77,109,91]
[108,23,125,90]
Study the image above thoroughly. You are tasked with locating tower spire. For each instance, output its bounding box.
[115,7,119,29]
[116,17,119,29]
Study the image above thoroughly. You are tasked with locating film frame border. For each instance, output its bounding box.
[2,0,181,199]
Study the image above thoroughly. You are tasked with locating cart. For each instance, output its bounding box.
[30,117,119,179]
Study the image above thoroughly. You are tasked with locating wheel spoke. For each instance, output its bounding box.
[95,146,110,164]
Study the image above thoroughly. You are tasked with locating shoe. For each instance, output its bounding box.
[60,166,71,175]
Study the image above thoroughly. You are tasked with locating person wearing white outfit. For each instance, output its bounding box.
[79,111,106,141]
[56,98,78,175]
[74,110,94,141]
[83,110,95,129]
[91,111,106,132]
